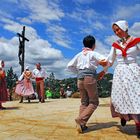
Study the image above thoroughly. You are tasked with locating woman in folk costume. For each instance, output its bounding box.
[0,60,8,110]
[100,20,140,138]
[15,66,34,103]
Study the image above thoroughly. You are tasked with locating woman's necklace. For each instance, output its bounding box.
[121,35,131,45]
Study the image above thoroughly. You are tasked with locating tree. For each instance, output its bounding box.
[97,73,113,98]
[49,72,55,81]
[6,67,18,101]
[45,72,60,98]
[44,72,113,99]
[46,72,56,90]
[61,77,77,92]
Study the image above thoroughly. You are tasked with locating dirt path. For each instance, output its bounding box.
[0,98,138,140]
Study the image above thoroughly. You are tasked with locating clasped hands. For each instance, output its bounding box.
[98,59,108,80]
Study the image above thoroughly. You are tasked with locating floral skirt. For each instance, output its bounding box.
[15,79,34,97]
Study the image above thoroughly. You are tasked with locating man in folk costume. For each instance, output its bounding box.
[100,20,140,138]
[33,63,47,103]
[0,60,8,109]
[67,35,107,133]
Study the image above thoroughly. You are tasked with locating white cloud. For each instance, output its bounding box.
[80,21,105,34]
[104,35,118,46]
[47,25,66,33]
[95,39,110,56]
[20,0,64,23]
[2,18,24,32]
[0,10,13,19]
[112,4,140,20]
[68,8,99,23]
[47,25,72,49]
[93,21,105,30]
[129,22,140,37]
[0,19,69,79]
[0,39,17,60]
[68,8,105,34]
[1,18,39,41]
[129,22,140,65]
[53,37,71,49]
[46,59,71,79]
[27,39,63,62]
[17,17,32,24]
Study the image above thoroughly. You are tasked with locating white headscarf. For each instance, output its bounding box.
[0,60,2,68]
[0,60,4,68]
[25,66,29,70]
[113,20,128,32]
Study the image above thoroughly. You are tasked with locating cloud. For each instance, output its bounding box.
[0,19,68,79]
[104,35,118,46]
[47,25,72,49]
[112,4,140,20]
[0,38,17,60]
[2,18,25,32]
[80,21,105,34]
[1,18,39,41]
[20,0,64,23]
[0,9,13,19]
[95,39,110,56]
[0,0,72,78]
[27,39,63,63]
[68,8,99,23]
[68,8,105,34]
[129,22,140,37]
[2,0,139,79]
[0,0,65,24]
[17,17,32,24]
[129,22,140,65]
[46,58,71,79]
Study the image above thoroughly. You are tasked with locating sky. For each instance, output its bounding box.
[0,0,140,79]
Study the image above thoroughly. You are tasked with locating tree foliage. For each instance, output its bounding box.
[6,67,18,100]
[45,72,113,98]
[45,73,113,97]
[7,70,113,100]
[97,73,113,97]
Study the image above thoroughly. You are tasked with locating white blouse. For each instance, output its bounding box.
[33,68,47,78]
[18,73,24,81]
[67,51,105,73]
[107,39,140,65]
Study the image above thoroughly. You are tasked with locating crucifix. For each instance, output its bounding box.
[17,26,29,103]
[17,26,29,74]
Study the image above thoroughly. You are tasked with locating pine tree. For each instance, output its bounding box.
[6,67,18,101]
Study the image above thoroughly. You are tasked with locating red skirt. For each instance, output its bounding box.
[0,78,8,102]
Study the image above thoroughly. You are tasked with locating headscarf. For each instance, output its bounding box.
[25,66,29,70]
[0,60,4,68]
[0,61,2,68]
[113,20,128,32]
